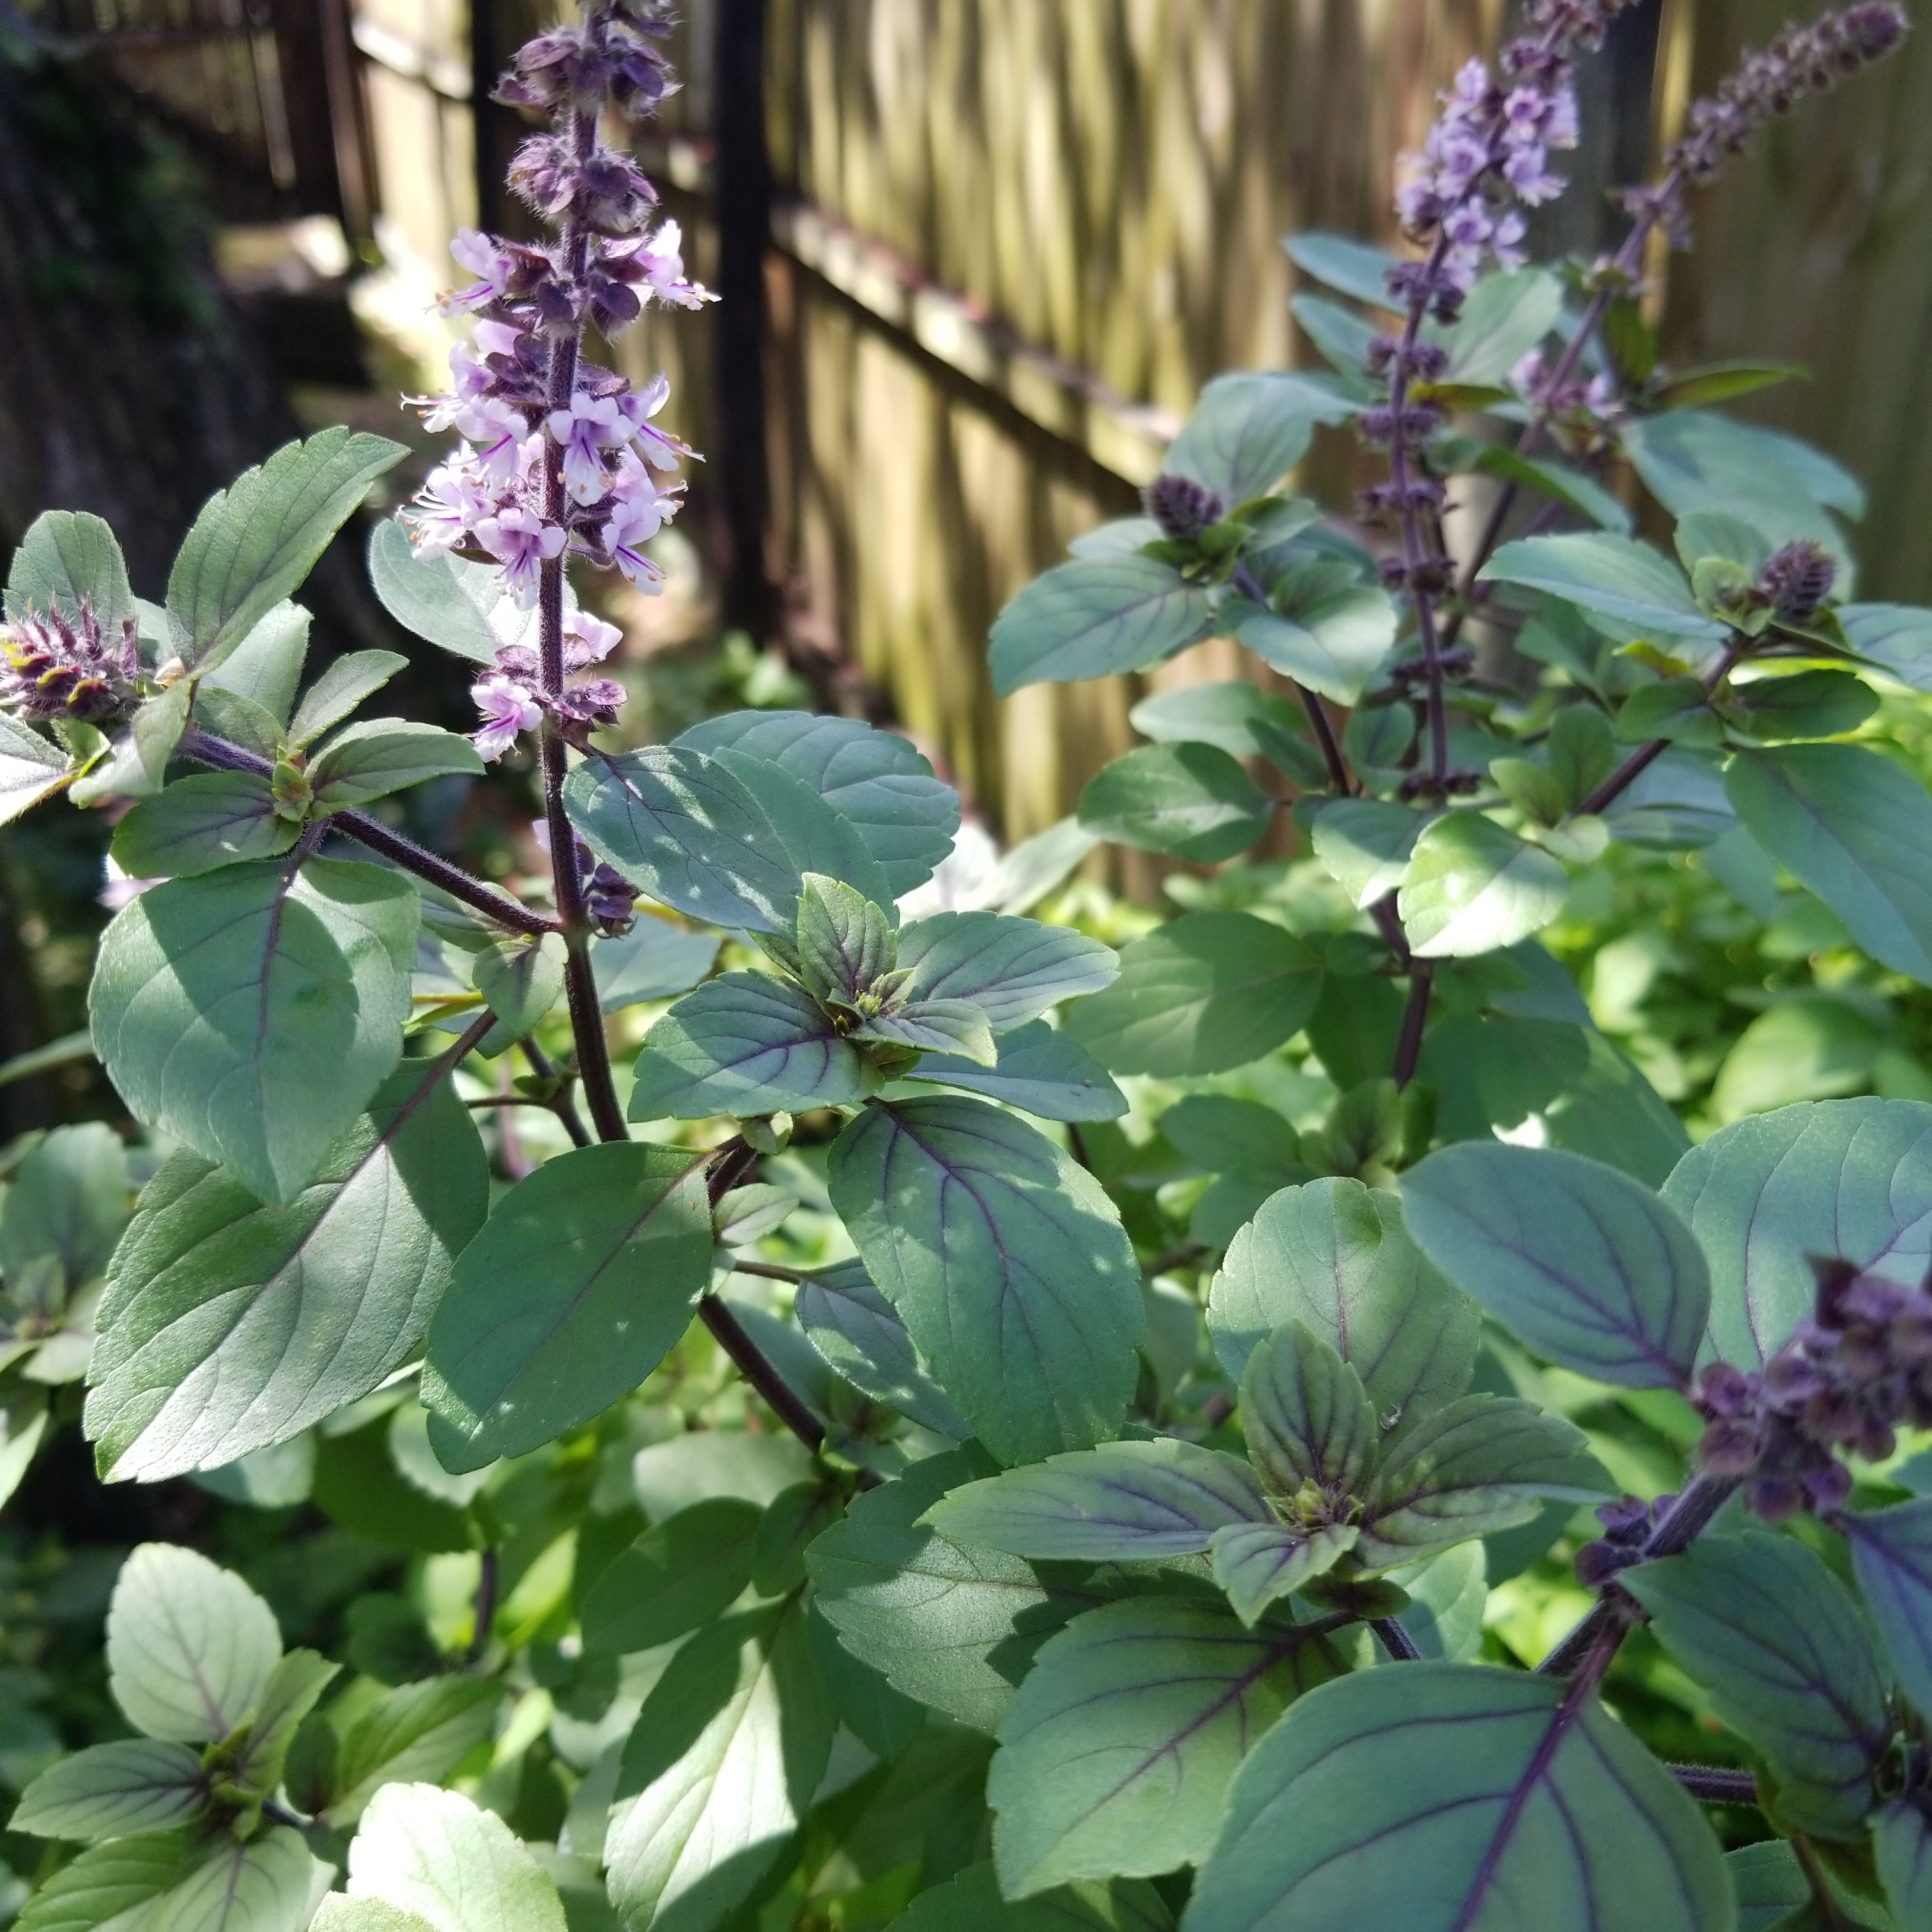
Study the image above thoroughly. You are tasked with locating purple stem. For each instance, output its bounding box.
[536,84,627,1146]
[178,728,562,938]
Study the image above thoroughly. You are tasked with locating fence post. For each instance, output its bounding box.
[711,0,776,638]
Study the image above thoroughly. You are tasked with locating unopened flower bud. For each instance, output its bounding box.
[1142,473,1224,543]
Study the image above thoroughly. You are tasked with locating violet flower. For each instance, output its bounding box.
[471,672,544,762]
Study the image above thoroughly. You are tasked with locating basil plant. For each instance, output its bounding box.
[7,2,1932,1931]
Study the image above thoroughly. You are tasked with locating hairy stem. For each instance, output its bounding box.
[1386,234,1454,795]
[1372,1616,1422,1662]
[1669,1764,1758,1806]
[1391,956,1435,1089]
[178,729,561,937]
[468,1545,500,1662]
[520,1037,589,1147]
[700,1138,830,1457]
[1537,1473,1740,1680]
[537,91,626,1146]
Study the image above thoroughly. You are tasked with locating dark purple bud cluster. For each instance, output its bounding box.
[0,601,139,725]
[1378,554,1453,595]
[1625,4,1909,246]
[1389,645,1476,687]
[1574,1491,1671,1586]
[1142,474,1225,543]
[1356,403,1445,450]
[1692,1256,1932,1522]
[1758,539,1838,627]
[1365,337,1448,383]
[572,837,639,936]
[1358,478,1446,527]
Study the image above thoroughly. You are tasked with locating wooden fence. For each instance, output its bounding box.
[352,0,1932,839]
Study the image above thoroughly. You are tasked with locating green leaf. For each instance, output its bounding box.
[196,686,286,762]
[711,749,898,914]
[0,1120,130,1286]
[235,1648,340,1797]
[472,933,566,1038]
[990,556,1216,696]
[793,1259,969,1438]
[1283,231,1402,309]
[336,1782,565,1932]
[1356,1395,1609,1566]
[887,1860,1174,1932]
[200,601,310,724]
[10,1740,208,1841]
[423,1140,711,1468]
[106,1542,282,1743]
[1401,1142,1708,1387]
[324,1676,502,1826]
[606,1601,834,1932]
[365,518,502,663]
[806,1603,926,1762]
[1436,269,1563,384]
[145,1828,322,1932]
[1623,410,1854,563]
[1128,681,1307,758]
[169,430,407,671]
[1617,677,1724,746]
[1241,1322,1377,1498]
[806,1446,1100,1731]
[1478,532,1729,643]
[0,711,75,829]
[1397,811,1568,959]
[627,972,871,1121]
[796,874,894,1005]
[1300,799,1427,909]
[1726,669,1876,743]
[828,1096,1143,1465]
[676,709,960,899]
[1652,360,1811,409]
[310,721,483,809]
[1208,1522,1359,1625]
[564,746,801,934]
[1711,996,1883,1125]
[1623,1534,1892,1837]
[1664,1099,1932,1369]
[1232,569,1397,707]
[1842,604,1932,691]
[1208,1177,1478,1439]
[1874,1800,1932,1931]
[87,1057,486,1481]
[905,1019,1128,1123]
[856,997,996,1063]
[1163,372,1355,507]
[988,1597,1342,1896]
[1473,447,1632,534]
[1077,742,1271,862]
[6,510,135,628]
[111,772,297,879]
[71,681,194,806]
[1186,1664,1732,1932]
[591,919,719,1012]
[89,855,418,1205]
[1726,744,1932,983]
[924,1439,1268,1562]
[1064,911,1321,1077]
[579,1498,763,1656]
[1842,1500,1932,1722]
[13,1832,195,1932]
[1291,295,1377,377]
[288,650,409,749]
[896,912,1118,1031]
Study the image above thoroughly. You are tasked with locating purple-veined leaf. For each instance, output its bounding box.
[924,1439,1269,1563]
[1185,1664,1731,1932]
